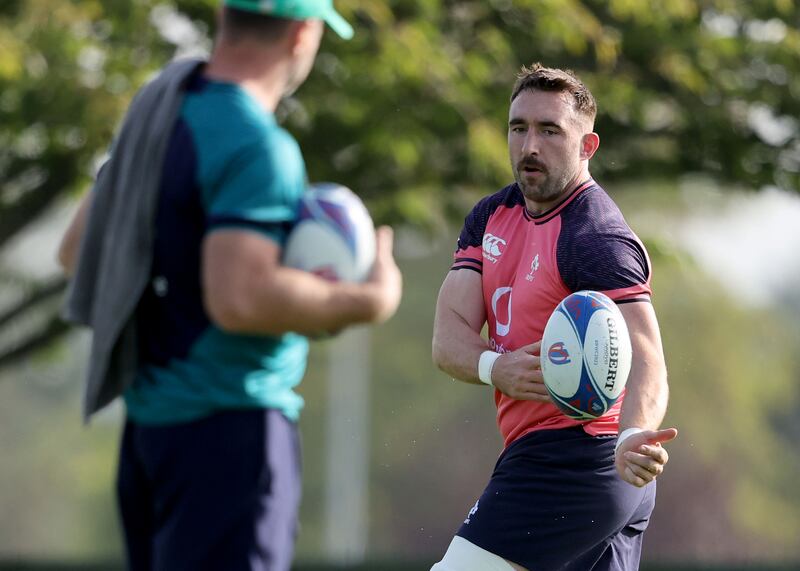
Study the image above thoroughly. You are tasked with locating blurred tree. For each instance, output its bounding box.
[1,1,799,561]
[0,0,216,367]
[300,0,800,224]
[1,0,798,365]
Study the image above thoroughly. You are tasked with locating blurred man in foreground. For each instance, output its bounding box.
[58,2,401,569]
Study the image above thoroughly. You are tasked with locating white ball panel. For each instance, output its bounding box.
[541,309,584,399]
[349,206,375,282]
[609,308,632,399]
[284,183,376,283]
[283,221,358,282]
[584,308,632,400]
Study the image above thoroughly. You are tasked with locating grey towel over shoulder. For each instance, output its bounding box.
[63,57,205,421]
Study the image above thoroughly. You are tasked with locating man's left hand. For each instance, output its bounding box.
[615,428,678,487]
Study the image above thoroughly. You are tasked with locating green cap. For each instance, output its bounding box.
[224,0,354,40]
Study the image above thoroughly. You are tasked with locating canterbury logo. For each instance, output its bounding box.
[482,234,507,261]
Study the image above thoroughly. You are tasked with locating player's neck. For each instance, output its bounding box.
[204,43,292,113]
[524,169,593,215]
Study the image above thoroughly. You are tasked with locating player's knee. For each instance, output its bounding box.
[431,536,518,571]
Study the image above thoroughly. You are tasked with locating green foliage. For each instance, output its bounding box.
[288,0,800,232]
[2,0,799,240]
[1,0,800,565]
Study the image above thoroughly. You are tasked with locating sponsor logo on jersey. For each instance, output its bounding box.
[548,342,571,365]
[525,253,540,282]
[488,338,510,354]
[482,234,507,263]
[491,286,512,337]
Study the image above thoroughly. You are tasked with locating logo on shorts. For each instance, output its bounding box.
[548,342,571,365]
[482,234,507,263]
[464,499,480,525]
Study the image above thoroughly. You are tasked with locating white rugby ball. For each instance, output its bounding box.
[283,183,376,282]
[540,291,632,420]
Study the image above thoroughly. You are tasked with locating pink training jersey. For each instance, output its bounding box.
[452,179,652,447]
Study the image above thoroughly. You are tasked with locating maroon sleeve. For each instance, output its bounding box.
[452,185,519,274]
[556,187,652,301]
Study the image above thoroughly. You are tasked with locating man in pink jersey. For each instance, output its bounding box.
[430,63,678,571]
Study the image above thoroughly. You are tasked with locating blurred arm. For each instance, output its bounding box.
[615,301,678,486]
[202,226,402,336]
[57,193,93,276]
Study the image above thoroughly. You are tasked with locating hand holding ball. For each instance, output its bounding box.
[282,183,402,330]
[540,291,632,420]
[283,183,376,282]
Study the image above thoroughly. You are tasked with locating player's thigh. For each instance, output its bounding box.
[455,428,653,571]
[570,481,655,571]
[117,422,155,571]
[134,409,301,571]
[431,536,522,571]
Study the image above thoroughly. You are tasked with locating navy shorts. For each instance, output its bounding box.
[456,426,656,571]
[117,408,301,571]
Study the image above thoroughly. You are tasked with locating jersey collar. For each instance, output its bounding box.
[521,178,596,224]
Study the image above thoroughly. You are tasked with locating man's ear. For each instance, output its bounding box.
[580,132,600,161]
[288,19,322,57]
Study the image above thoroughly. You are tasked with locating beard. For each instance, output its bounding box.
[512,157,573,207]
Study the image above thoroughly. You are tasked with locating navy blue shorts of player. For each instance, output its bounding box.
[117,409,301,571]
[457,426,656,571]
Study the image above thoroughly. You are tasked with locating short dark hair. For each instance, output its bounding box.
[220,7,295,43]
[511,63,597,124]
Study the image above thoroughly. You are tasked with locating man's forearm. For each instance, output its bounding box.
[431,269,489,385]
[432,334,489,385]
[203,228,401,337]
[618,366,669,432]
[209,266,393,336]
[432,309,490,385]
[617,301,670,432]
